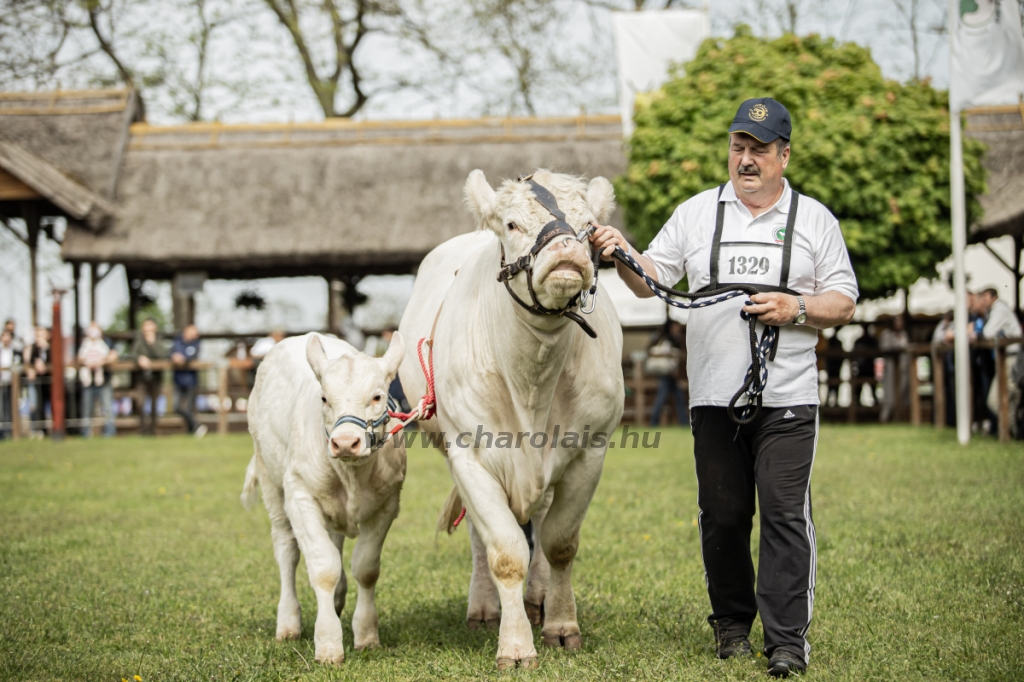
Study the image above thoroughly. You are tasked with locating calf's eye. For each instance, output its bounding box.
[507,222,517,232]
[373,395,382,403]
[321,396,326,404]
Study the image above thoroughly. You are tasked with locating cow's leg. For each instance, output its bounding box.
[350,494,399,651]
[524,490,553,626]
[450,451,537,670]
[539,451,603,651]
[285,488,345,665]
[261,478,302,641]
[328,529,347,616]
[466,520,501,630]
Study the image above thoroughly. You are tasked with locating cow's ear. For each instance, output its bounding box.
[464,169,498,228]
[380,331,405,380]
[306,334,328,383]
[587,176,616,224]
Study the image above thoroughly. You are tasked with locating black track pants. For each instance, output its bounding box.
[691,405,818,662]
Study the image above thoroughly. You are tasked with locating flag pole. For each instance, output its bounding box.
[949,0,971,445]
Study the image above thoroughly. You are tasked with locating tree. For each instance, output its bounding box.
[615,27,988,300]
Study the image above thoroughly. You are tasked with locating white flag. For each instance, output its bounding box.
[950,0,1024,111]
[612,10,710,137]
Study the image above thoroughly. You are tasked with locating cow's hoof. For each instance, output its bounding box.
[497,655,538,670]
[467,617,500,631]
[525,601,544,626]
[353,639,379,652]
[314,649,345,666]
[275,629,301,642]
[542,632,582,650]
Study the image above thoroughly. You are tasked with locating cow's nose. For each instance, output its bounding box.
[330,435,363,457]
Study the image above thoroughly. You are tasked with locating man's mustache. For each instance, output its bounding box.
[738,164,760,175]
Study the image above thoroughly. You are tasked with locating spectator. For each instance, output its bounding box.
[377,329,410,414]
[24,326,52,435]
[647,320,688,426]
[878,316,909,423]
[932,312,957,427]
[78,321,118,438]
[3,318,24,355]
[250,328,286,359]
[824,328,844,407]
[130,318,168,435]
[852,324,879,406]
[968,290,997,432]
[0,329,20,439]
[972,287,1022,433]
[171,323,206,438]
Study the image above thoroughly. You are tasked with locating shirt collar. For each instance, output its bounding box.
[721,178,792,215]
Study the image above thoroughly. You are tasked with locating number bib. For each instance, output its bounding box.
[717,241,784,287]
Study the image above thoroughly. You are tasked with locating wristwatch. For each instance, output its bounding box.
[794,296,807,325]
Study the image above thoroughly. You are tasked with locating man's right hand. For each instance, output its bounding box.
[589,223,630,262]
[137,355,152,370]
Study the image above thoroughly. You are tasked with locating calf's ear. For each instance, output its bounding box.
[306,334,329,383]
[587,176,616,224]
[381,331,405,380]
[464,169,498,229]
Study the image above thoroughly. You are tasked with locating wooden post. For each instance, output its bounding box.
[50,290,65,440]
[633,356,646,425]
[217,364,229,435]
[933,347,946,430]
[995,341,1010,443]
[909,350,921,427]
[10,367,21,440]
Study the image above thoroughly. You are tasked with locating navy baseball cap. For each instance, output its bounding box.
[728,97,792,143]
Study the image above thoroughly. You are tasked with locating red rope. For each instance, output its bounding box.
[387,337,436,430]
[452,506,467,527]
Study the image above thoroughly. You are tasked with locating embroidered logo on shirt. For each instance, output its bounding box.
[749,103,769,122]
[773,227,786,244]
[783,409,796,419]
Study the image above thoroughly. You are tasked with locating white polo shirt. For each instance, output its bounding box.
[644,180,859,408]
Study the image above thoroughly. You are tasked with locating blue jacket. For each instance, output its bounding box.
[171,335,201,388]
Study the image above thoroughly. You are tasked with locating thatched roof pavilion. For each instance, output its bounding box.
[61,115,627,281]
[965,106,1024,310]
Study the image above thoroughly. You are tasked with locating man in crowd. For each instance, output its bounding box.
[130,318,168,435]
[0,328,20,439]
[24,326,53,436]
[589,98,857,677]
[170,323,206,438]
[78,321,118,438]
[971,286,1022,434]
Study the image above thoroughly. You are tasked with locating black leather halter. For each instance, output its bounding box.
[496,177,597,338]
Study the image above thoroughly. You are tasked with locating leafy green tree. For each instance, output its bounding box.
[616,27,988,300]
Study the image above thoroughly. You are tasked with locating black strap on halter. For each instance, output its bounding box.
[496,177,597,338]
[705,184,801,295]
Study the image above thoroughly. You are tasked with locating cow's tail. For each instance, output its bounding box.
[240,454,261,511]
[437,486,463,536]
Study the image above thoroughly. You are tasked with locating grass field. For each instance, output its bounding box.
[0,426,1022,681]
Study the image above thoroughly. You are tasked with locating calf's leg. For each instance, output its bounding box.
[540,451,603,650]
[328,529,348,616]
[466,520,501,630]
[286,488,345,665]
[450,450,537,670]
[350,494,400,650]
[261,477,302,641]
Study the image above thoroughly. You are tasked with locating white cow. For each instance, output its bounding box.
[241,332,406,665]
[399,169,624,669]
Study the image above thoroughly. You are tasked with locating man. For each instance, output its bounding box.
[78,321,118,438]
[0,329,20,439]
[24,326,52,436]
[971,287,1022,433]
[171,323,206,438]
[130,318,168,435]
[590,98,857,677]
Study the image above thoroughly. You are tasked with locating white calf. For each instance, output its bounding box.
[241,332,406,665]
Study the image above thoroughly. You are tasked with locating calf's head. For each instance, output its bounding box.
[306,333,405,460]
[464,169,616,311]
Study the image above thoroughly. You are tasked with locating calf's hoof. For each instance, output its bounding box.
[354,638,380,652]
[314,647,345,666]
[497,654,539,670]
[542,632,582,650]
[467,617,500,631]
[525,601,544,626]
[275,628,301,642]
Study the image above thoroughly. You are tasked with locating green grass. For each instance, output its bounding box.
[0,426,1022,681]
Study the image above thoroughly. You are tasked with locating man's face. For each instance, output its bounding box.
[142,321,157,340]
[35,327,50,343]
[977,292,996,314]
[183,324,199,341]
[1,331,11,347]
[728,133,789,195]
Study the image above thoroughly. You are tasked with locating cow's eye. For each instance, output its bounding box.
[507,222,517,232]
[372,394,382,403]
[321,396,326,404]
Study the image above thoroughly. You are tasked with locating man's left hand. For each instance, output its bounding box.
[743,292,799,326]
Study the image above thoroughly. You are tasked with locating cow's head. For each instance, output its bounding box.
[464,169,615,312]
[306,332,405,460]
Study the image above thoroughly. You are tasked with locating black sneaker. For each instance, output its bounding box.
[767,650,806,678]
[717,635,752,659]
